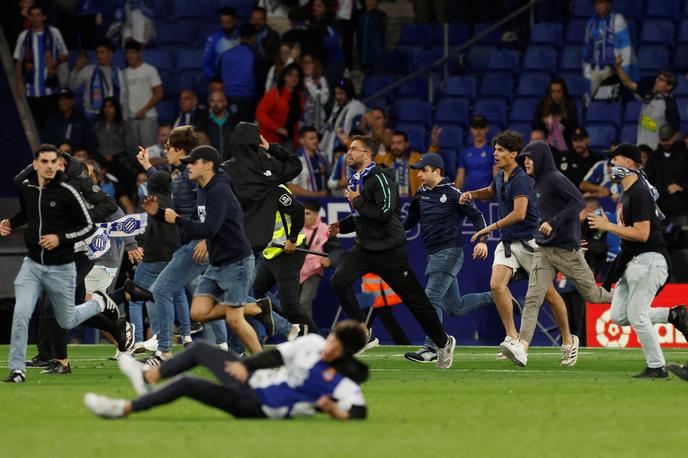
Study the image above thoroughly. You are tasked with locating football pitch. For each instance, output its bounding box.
[1,345,686,458]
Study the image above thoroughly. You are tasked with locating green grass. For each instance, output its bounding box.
[1,345,686,457]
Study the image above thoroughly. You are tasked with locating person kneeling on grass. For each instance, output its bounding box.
[84,320,369,420]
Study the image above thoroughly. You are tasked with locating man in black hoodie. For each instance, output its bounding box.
[499,140,614,368]
[329,136,456,369]
[1,145,121,383]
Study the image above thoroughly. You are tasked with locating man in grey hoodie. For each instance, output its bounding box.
[499,140,614,368]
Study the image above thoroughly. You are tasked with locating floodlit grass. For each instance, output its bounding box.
[0,345,686,457]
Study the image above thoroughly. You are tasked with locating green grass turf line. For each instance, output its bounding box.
[0,345,686,458]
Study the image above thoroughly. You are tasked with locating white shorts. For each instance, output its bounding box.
[492,239,537,276]
[85,266,117,294]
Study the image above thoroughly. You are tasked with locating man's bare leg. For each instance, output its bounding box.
[490,265,518,339]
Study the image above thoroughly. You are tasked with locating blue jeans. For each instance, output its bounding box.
[150,240,209,353]
[10,257,101,372]
[423,247,493,349]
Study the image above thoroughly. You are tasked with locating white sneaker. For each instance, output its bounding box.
[286,324,300,342]
[496,336,516,360]
[183,335,193,347]
[217,343,229,351]
[499,338,528,367]
[118,353,150,396]
[143,335,158,352]
[436,335,456,369]
[84,393,126,418]
[560,335,580,367]
[355,335,380,356]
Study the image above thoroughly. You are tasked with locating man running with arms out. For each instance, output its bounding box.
[329,136,456,368]
[83,320,369,420]
[402,153,496,363]
[499,140,614,367]
[461,131,577,363]
[588,144,688,378]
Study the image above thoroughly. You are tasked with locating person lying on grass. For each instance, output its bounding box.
[84,319,369,420]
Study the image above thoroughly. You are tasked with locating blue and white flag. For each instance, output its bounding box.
[77,213,148,259]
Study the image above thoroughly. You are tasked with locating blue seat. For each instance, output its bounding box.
[473,98,508,128]
[172,72,206,98]
[565,19,587,44]
[395,123,427,150]
[438,149,458,180]
[176,48,204,72]
[510,97,539,122]
[142,48,172,71]
[561,71,585,97]
[673,77,688,96]
[467,45,495,72]
[523,46,558,74]
[560,46,582,71]
[396,98,432,127]
[616,0,644,21]
[415,50,444,69]
[530,23,563,48]
[155,22,199,47]
[623,100,642,122]
[378,50,414,74]
[586,102,622,126]
[620,122,637,143]
[638,46,670,73]
[472,23,502,44]
[516,71,551,97]
[172,0,215,20]
[640,19,676,44]
[361,75,395,100]
[572,1,594,17]
[435,98,470,126]
[397,24,433,49]
[479,72,514,101]
[586,124,617,150]
[431,23,470,47]
[486,49,521,74]
[508,122,532,141]
[217,0,256,20]
[679,19,688,42]
[437,126,464,149]
[679,97,688,122]
[443,76,477,100]
[397,75,430,98]
[156,100,178,123]
[151,0,168,19]
[675,44,688,72]
[646,0,681,18]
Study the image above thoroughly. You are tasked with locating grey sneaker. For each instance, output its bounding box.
[560,335,580,367]
[436,335,456,369]
[404,347,438,363]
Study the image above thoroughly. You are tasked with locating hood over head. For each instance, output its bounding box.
[229,122,261,152]
[519,140,557,181]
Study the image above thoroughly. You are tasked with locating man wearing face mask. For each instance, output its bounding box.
[588,144,688,378]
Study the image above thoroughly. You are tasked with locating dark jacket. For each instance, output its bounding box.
[147,162,199,244]
[645,143,688,217]
[14,156,117,222]
[195,112,238,162]
[339,165,407,252]
[520,140,585,251]
[142,172,180,263]
[10,170,94,265]
[222,122,303,250]
[403,178,487,255]
[42,109,93,150]
[174,170,251,266]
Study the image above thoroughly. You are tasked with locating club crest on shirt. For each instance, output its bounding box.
[279,194,292,206]
[322,367,336,382]
[440,194,447,203]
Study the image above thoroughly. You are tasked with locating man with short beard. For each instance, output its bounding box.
[202,6,240,78]
[196,91,238,161]
[374,131,422,197]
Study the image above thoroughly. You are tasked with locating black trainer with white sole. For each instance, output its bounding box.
[4,370,25,383]
[93,290,120,321]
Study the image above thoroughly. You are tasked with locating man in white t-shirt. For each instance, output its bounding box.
[123,40,163,153]
[83,320,369,420]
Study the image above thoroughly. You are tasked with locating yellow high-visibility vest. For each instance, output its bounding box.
[262,185,306,260]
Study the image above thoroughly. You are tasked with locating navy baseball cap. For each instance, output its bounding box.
[410,153,445,170]
[181,145,222,166]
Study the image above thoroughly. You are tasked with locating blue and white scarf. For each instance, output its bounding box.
[20,27,59,94]
[89,66,121,112]
[77,213,148,259]
[347,161,376,216]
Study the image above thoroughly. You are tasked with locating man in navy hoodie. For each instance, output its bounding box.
[402,153,495,363]
[147,146,264,355]
[500,140,614,367]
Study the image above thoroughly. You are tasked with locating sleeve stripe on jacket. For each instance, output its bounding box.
[375,174,391,213]
[60,182,94,239]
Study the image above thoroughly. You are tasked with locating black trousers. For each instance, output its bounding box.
[131,343,265,418]
[370,307,411,345]
[331,244,448,348]
[254,252,321,334]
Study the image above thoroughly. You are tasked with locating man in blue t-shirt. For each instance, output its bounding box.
[455,115,496,192]
[460,131,577,363]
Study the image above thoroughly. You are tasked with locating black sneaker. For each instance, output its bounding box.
[114,319,135,352]
[4,370,25,383]
[255,297,274,339]
[41,361,72,375]
[26,356,53,368]
[190,321,203,334]
[93,290,120,322]
[668,305,688,339]
[668,363,688,382]
[632,366,669,379]
[142,352,168,369]
[123,279,154,302]
[404,347,438,363]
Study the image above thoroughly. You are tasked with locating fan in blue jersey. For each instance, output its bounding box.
[84,320,369,420]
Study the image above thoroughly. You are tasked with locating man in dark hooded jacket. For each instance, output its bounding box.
[499,140,614,368]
